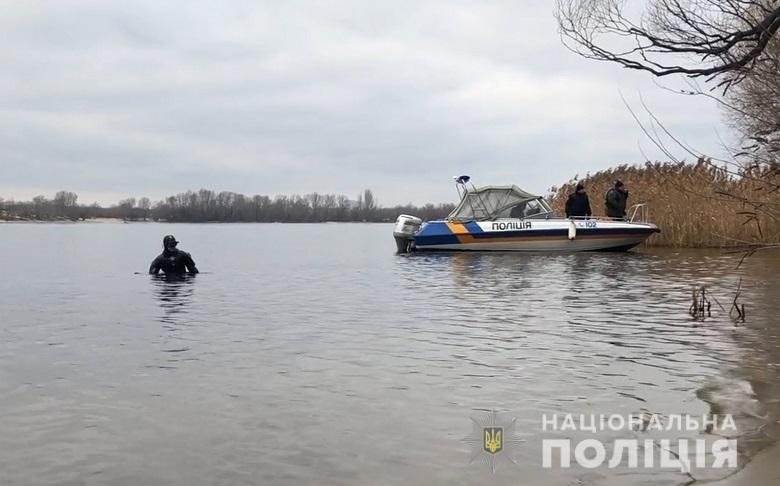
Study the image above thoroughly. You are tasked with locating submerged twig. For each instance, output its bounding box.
[729,278,746,324]
[690,286,712,321]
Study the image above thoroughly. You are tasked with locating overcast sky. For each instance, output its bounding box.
[0,0,732,206]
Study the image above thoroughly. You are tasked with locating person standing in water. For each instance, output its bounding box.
[149,235,199,275]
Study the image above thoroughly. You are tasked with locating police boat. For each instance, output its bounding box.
[393,176,659,253]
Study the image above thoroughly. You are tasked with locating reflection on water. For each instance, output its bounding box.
[151,274,196,329]
[396,249,780,483]
[0,223,779,486]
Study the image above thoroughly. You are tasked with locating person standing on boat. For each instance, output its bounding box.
[565,182,592,218]
[149,235,199,275]
[605,180,629,219]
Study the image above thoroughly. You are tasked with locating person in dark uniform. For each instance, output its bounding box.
[565,182,592,218]
[149,235,199,275]
[605,180,629,219]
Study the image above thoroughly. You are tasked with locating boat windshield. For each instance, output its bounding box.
[446,185,553,221]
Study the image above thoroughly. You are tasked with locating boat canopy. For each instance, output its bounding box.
[446,185,553,221]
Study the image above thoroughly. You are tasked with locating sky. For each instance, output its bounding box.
[0,0,733,206]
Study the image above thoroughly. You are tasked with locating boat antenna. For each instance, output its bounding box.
[453,175,491,220]
[453,175,470,199]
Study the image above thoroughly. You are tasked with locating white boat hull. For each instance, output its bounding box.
[401,218,659,252]
[415,235,650,252]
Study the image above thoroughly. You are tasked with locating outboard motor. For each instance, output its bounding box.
[393,214,422,253]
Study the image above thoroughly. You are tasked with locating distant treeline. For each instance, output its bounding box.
[0,189,455,223]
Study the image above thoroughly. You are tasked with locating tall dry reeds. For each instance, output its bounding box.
[549,160,780,247]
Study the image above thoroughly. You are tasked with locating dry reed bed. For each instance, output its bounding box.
[549,161,780,247]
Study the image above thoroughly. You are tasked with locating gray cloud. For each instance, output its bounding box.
[0,0,731,206]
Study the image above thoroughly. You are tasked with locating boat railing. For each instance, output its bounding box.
[628,203,649,223]
[567,215,625,222]
[565,205,649,224]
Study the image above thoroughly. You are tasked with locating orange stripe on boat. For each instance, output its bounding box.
[445,221,470,243]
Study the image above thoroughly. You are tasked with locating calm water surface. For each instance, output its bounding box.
[1,223,779,485]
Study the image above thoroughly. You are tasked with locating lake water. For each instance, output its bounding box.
[1,223,779,485]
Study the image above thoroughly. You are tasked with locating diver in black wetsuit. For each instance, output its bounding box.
[149,235,199,275]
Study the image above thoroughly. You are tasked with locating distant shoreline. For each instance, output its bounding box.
[0,218,129,224]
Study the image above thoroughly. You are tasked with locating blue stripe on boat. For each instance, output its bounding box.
[463,221,483,233]
[414,221,460,246]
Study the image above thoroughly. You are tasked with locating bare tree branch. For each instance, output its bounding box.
[556,0,780,90]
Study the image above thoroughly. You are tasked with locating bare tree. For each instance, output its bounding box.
[53,190,78,218]
[556,0,780,90]
[336,195,350,221]
[726,30,780,159]
[32,195,49,219]
[54,190,78,208]
[362,189,376,220]
[138,197,151,221]
[556,0,780,254]
[321,194,336,221]
[307,192,322,222]
[117,198,137,220]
